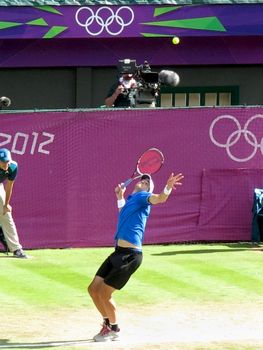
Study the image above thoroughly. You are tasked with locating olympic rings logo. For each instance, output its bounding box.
[75,6,134,36]
[209,114,263,162]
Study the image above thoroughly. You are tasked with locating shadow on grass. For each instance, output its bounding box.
[0,339,94,349]
[151,242,263,256]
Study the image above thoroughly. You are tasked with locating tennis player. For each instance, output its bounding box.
[88,172,184,342]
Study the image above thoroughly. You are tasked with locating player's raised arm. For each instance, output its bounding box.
[115,184,126,212]
[149,172,184,205]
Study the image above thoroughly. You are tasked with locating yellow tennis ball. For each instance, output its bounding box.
[172,37,180,45]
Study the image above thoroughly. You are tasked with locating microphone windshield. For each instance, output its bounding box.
[158,70,180,87]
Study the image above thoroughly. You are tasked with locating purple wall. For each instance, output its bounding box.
[1,106,262,248]
[0,5,262,67]
[1,36,263,68]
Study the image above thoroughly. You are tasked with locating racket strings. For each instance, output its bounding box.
[138,153,163,174]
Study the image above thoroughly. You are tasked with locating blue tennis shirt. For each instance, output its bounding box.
[114,191,152,249]
[0,161,18,183]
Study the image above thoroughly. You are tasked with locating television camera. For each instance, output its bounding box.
[118,59,180,108]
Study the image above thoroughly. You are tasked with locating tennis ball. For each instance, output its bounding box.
[172,37,180,45]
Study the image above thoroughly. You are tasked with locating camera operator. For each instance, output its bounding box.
[105,73,137,108]
[104,59,180,108]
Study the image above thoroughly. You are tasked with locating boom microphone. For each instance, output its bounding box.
[158,70,180,87]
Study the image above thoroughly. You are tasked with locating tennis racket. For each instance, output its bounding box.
[122,147,164,188]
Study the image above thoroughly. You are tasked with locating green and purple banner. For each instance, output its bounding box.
[0,4,262,67]
[0,4,262,39]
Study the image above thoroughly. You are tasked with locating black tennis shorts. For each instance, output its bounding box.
[96,246,143,290]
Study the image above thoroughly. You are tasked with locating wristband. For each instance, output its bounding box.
[117,199,126,208]
[163,186,172,196]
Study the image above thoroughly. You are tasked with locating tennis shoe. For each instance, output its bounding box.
[93,323,108,341]
[13,249,28,259]
[93,325,120,342]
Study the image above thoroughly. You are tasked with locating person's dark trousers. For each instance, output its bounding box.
[0,226,9,253]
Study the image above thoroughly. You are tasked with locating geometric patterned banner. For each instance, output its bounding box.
[2,0,263,4]
[0,4,262,39]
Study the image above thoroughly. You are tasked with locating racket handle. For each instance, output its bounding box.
[122,178,133,188]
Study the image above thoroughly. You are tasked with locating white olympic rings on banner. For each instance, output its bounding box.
[75,6,134,36]
[209,114,263,162]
